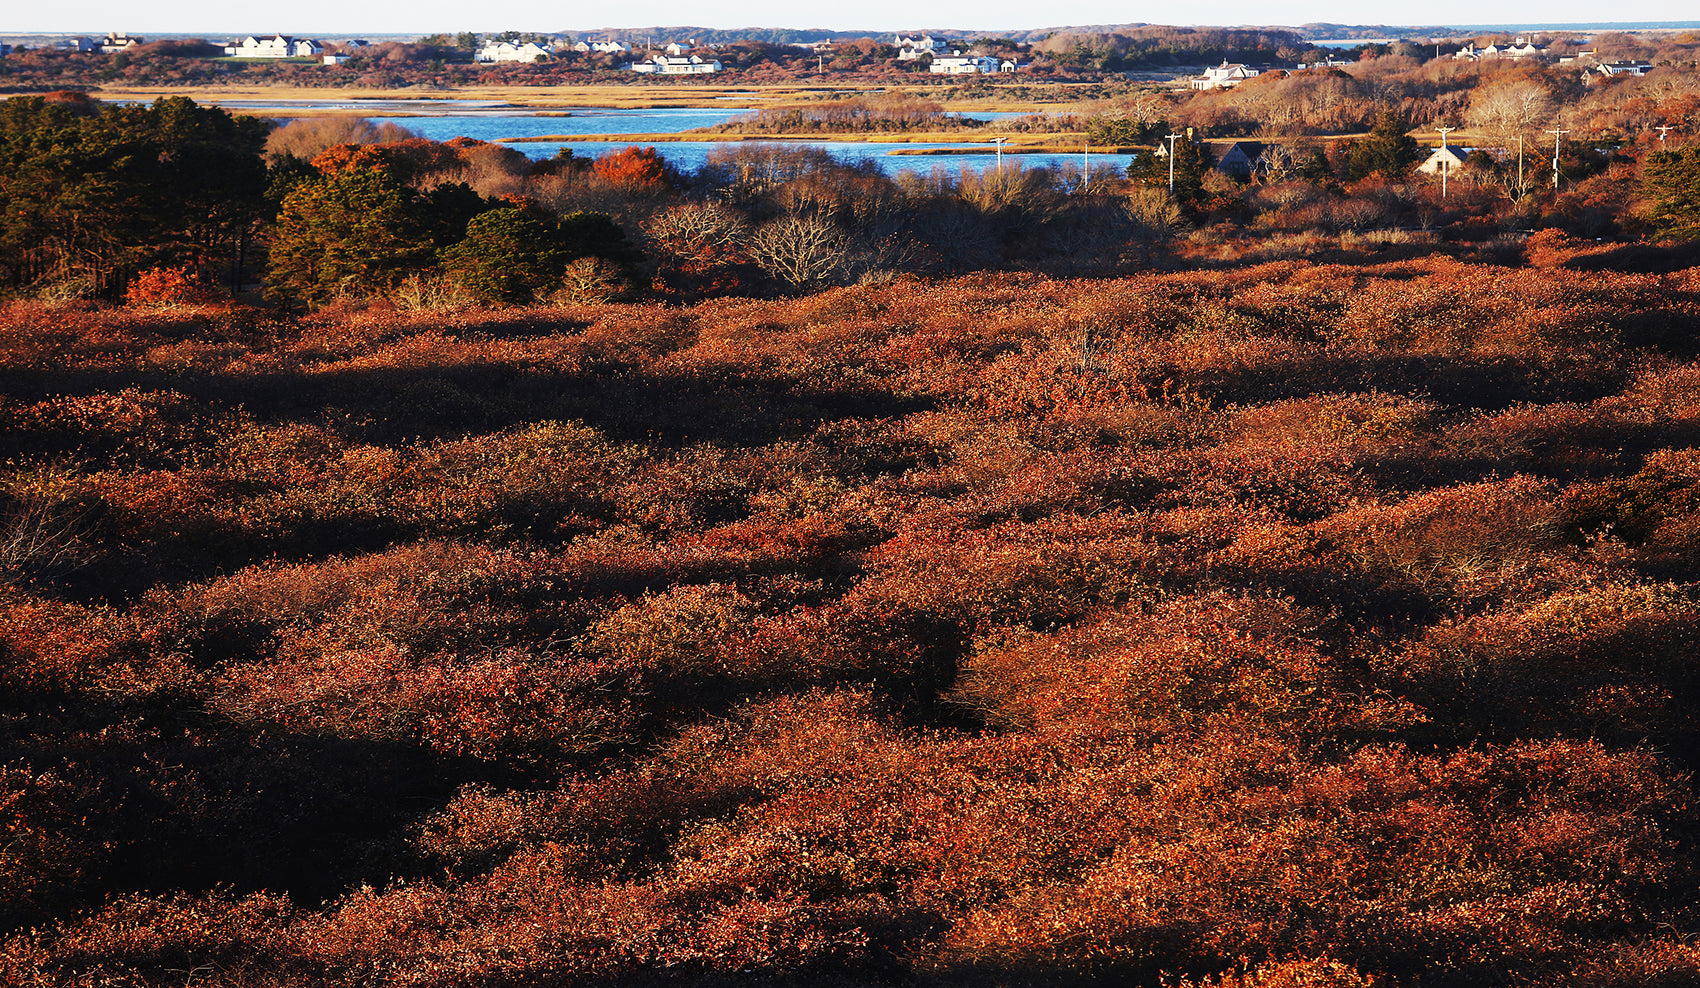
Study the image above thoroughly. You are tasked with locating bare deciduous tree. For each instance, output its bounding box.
[1467,77,1555,148]
[642,201,752,261]
[747,212,850,288]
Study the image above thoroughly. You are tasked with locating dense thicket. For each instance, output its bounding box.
[6,253,1700,985]
[0,95,269,295]
[5,84,1700,324]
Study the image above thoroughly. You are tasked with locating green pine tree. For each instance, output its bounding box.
[1345,111,1422,181]
[1644,144,1700,240]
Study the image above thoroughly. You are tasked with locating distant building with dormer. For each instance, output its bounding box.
[1454,38,1550,61]
[224,35,322,58]
[896,34,946,60]
[1589,59,1655,78]
[1191,61,1260,90]
[630,53,721,74]
[101,33,142,53]
[477,41,553,63]
[574,40,630,54]
[1418,144,1471,174]
[929,54,1001,74]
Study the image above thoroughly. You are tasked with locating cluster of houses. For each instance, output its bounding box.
[1446,38,1657,78]
[467,38,725,73]
[224,35,325,58]
[1451,38,1550,61]
[222,34,381,65]
[1187,38,1661,92]
[893,34,1022,73]
[470,38,726,74]
[7,32,145,55]
[5,28,1662,87]
[475,40,554,64]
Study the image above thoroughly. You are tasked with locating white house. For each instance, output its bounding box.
[1456,38,1550,61]
[476,41,553,63]
[224,35,322,58]
[100,33,142,53]
[1590,59,1654,78]
[929,54,1001,74]
[574,40,630,54]
[631,53,721,74]
[323,54,354,65]
[1418,144,1471,175]
[896,35,946,60]
[1191,61,1260,90]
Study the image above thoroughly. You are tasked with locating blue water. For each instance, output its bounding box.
[405,107,751,139]
[217,101,1114,178]
[1308,21,1700,45]
[499,138,1130,179]
[1439,21,1700,31]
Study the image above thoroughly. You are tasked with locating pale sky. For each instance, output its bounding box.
[5,1,1697,36]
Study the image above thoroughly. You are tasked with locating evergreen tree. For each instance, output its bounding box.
[441,205,638,305]
[1345,111,1422,181]
[1644,144,1700,240]
[0,95,268,295]
[441,206,569,305]
[1129,134,1212,209]
[265,167,440,306]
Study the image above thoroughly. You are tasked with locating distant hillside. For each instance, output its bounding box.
[557,21,1577,45]
[554,22,1536,45]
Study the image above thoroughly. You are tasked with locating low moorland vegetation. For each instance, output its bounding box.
[6,253,1700,985]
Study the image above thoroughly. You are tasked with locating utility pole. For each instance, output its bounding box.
[1083,142,1089,193]
[1515,134,1524,196]
[1546,127,1569,190]
[1435,124,1454,198]
[1657,124,1673,143]
[1166,131,1181,193]
[818,54,825,73]
[991,137,1007,174]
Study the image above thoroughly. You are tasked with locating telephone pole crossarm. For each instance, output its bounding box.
[1545,127,1570,190]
